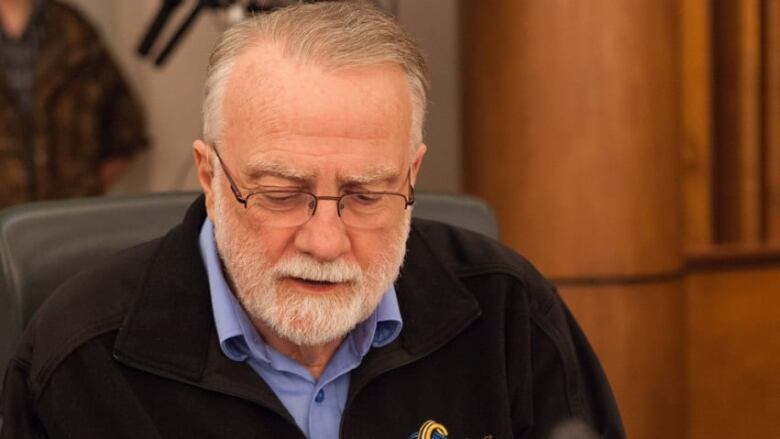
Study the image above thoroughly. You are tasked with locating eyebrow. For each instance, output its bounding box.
[244,160,314,184]
[340,165,400,186]
[242,160,401,187]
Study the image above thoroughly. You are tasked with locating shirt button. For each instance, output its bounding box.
[315,389,325,403]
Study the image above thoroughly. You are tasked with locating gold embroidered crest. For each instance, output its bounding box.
[408,420,449,439]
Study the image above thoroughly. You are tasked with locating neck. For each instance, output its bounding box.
[252,317,343,381]
[0,0,33,40]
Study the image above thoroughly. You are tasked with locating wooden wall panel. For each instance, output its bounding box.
[461,1,685,438]
[462,1,780,439]
[685,264,780,438]
[461,0,681,279]
[712,0,764,244]
[560,283,687,439]
[681,0,713,249]
[766,0,780,243]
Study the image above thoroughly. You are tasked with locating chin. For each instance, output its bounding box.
[258,278,378,346]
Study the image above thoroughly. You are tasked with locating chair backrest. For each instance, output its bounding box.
[0,191,497,400]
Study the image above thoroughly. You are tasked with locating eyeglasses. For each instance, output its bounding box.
[210,145,415,229]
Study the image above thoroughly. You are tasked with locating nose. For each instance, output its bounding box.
[293,198,351,261]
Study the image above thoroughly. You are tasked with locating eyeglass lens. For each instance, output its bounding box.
[245,192,408,229]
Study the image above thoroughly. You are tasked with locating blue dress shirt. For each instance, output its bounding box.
[198,219,403,439]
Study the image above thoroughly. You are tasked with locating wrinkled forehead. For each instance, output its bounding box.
[221,45,413,148]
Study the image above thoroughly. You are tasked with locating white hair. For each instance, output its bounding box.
[202,1,429,148]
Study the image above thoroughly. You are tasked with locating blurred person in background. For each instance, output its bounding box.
[0,0,148,209]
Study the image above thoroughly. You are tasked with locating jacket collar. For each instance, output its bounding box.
[113,196,480,401]
[113,196,215,381]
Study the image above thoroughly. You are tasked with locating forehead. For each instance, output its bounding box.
[220,44,412,172]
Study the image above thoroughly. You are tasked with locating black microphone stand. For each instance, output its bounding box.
[137,0,185,57]
[137,0,349,67]
[154,0,230,66]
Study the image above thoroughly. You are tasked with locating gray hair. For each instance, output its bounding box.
[202,1,429,148]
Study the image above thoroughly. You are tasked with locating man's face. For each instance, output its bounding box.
[195,47,426,346]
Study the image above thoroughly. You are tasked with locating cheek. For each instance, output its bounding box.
[254,227,299,263]
[347,229,394,269]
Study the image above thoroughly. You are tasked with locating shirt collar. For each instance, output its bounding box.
[198,218,403,362]
[198,218,248,361]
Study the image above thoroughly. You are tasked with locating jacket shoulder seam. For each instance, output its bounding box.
[452,263,557,313]
[529,308,587,418]
[453,263,531,279]
[31,311,124,396]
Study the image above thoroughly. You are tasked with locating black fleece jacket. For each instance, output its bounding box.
[1,198,624,438]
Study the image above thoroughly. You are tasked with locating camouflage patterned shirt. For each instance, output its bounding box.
[0,0,149,208]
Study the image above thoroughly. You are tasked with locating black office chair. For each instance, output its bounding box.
[0,191,498,416]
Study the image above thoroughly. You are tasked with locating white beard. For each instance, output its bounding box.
[211,177,410,347]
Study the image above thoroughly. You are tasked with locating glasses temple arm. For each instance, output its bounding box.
[211,144,248,207]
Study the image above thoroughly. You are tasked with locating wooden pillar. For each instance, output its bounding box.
[712,0,764,244]
[686,249,780,439]
[460,1,685,438]
[766,0,780,244]
[681,0,714,249]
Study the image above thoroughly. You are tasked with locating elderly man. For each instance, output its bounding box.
[1,2,623,438]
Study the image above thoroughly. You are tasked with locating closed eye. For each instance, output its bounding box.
[250,191,310,211]
[350,193,383,204]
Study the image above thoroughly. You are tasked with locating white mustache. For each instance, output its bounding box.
[272,256,362,283]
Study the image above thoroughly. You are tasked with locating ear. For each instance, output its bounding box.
[410,143,427,186]
[193,140,216,217]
